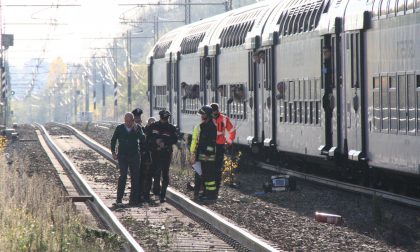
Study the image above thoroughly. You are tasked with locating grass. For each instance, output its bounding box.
[0,153,122,251]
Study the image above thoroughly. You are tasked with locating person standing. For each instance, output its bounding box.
[132,108,148,203]
[190,105,217,201]
[144,110,178,203]
[210,103,236,197]
[111,112,145,206]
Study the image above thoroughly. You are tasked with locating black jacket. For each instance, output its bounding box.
[111,124,145,156]
[145,121,178,152]
[197,119,217,160]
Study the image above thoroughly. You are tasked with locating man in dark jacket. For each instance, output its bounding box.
[144,110,178,203]
[111,112,145,206]
[190,105,217,201]
[132,108,150,203]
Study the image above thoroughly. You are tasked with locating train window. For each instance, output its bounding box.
[417,75,420,134]
[417,90,420,133]
[398,75,407,133]
[389,76,398,131]
[284,81,289,101]
[316,101,321,125]
[289,81,295,100]
[229,84,246,119]
[284,102,288,122]
[373,76,380,130]
[372,0,381,17]
[381,76,389,132]
[300,80,305,100]
[388,0,397,15]
[293,101,298,123]
[279,101,284,122]
[218,85,228,114]
[310,102,314,124]
[305,101,309,124]
[306,80,311,100]
[389,75,396,89]
[289,103,293,123]
[417,75,420,88]
[407,74,416,134]
[296,11,304,33]
[315,78,321,100]
[295,81,300,100]
[299,102,303,123]
[407,0,415,13]
[397,0,405,13]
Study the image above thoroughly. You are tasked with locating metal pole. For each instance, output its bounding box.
[114,39,118,120]
[93,61,96,111]
[127,31,132,110]
[102,68,105,120]
[85,74,89,112]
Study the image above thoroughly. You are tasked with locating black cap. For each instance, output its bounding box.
[159,110,171,118]
[132,108,143,117]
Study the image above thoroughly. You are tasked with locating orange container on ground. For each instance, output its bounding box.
[315,212,343,225]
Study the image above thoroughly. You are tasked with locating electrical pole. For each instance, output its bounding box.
[84,72,89,112]
[113,39,118,121]
[127,31,132,110]
[185,0,191,24]
[102,67,105,121]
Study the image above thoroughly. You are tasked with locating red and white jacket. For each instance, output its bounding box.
[213,113,236,145]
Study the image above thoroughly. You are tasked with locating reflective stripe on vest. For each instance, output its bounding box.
[205,181,217,191]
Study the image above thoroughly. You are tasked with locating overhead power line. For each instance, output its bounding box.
[3,4,81,7]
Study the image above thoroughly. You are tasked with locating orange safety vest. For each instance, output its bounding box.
[213,113,236,145]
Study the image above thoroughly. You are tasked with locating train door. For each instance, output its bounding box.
[171,53,180,128]
[258,48,275,149]
[166,58,174,125]
[247,51,257,147]
[201,56,217,104]
[320,33,342,157]
[344,31,367,161]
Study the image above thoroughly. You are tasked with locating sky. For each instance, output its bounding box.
[2,0,136,68]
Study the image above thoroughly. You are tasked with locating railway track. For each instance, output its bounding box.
[89,120,420,210]
[38,123,279,252]
[255,162,420,209]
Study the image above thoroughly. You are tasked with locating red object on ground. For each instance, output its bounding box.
[315,212,343,225]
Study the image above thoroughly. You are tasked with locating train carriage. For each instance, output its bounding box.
[147,0,420,187]
[206,1,274,146]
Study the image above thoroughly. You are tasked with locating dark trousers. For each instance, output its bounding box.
[137,153,149,201]
[145,150,172,200]
[202,160,217,199]
[215,144,225,193]
[117,154,140,203]
[193,172,202,198]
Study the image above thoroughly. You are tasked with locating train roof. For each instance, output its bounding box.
[147,0,374,62]
[205,0,275,54]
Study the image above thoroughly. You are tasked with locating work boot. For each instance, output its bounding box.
[160,196,166,203]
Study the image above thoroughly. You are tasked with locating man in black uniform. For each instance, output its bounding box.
[111,112,145,206]
[131,108,150,203]
[144,110,178,203]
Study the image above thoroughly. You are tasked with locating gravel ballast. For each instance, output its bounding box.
[73,122,420,251]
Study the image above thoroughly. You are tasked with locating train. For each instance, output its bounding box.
[146,0,420,190]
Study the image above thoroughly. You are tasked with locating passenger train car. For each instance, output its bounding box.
[147,0,420,187]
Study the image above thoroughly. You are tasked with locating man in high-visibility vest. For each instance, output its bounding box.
[190,105,217,201]
[210,103,236,196]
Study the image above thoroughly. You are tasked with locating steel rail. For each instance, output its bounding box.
[35,123,144,252]
[257,161,420,209]
[56,123,279,252]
